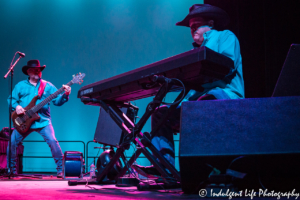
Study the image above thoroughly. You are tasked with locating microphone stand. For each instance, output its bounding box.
[3,54,42,180]
[4,54,23,179]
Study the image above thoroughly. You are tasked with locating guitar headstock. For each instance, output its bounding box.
[72,72,85,85]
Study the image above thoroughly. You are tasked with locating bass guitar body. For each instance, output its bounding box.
[11,95,40,136]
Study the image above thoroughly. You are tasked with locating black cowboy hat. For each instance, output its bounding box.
[176,4,230,30]
[22,60,46,75]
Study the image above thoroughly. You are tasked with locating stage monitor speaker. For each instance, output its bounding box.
[94,107,137,147]
[179,97,300,194]
[272,44,300,97]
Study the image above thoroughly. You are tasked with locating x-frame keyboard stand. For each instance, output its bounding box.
[81,76,190,183]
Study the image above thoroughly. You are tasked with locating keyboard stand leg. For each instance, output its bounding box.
[117,136,179,180]
[135,138,172,178]
[118,90,190,182]
[142,137,181,181]
[117,148,142,178]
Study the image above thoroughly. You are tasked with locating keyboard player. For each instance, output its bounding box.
[133,4,245,175]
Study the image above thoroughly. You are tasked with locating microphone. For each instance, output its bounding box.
[17,51,25,57]
[4,52,25,79]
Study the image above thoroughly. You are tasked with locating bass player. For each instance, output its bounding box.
[7,59,71,178]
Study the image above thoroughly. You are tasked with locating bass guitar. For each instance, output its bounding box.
[12,73,85,135]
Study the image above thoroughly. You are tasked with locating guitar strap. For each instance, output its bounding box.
[38,79,47,99]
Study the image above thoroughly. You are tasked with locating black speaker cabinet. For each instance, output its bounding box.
[94,107,137,147]
[179,97,300,193]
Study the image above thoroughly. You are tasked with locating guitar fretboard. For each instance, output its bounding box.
[31,81,73,113]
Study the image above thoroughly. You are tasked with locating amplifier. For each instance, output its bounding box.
[94,107,137,147]
[0,138,23,174]
[63,151,84,180]
[180,97,300,193]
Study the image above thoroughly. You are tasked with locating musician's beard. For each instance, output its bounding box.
[29,74,41,81]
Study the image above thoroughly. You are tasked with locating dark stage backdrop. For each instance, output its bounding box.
[0,0,203,172]
[205,0,300,97]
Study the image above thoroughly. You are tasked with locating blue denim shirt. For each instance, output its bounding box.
[184,29,245,101]
[8,78,69,129]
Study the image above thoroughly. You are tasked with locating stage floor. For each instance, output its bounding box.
[0,174,292,200]
[0,174,198,200]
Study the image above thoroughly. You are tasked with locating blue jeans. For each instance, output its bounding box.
[7,124,63,173]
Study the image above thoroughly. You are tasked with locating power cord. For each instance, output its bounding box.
[147,77,186,108]
[226,156,267,190]
[161,78,186,106]
[85,178,99,190]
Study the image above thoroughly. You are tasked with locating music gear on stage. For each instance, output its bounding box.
[179,44,300,193]
[94,105,138,147]
[0,127,14,139]
[78,47,234,187]
[93,105,138,183]
[78,46,233,102]
[63,151,84,180]
[0,129,24,174]
[76,44,300,192]
[180,96,300,193]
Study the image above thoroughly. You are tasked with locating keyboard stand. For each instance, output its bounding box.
[81,76,190,183]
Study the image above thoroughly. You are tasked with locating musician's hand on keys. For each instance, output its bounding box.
[63,85,71,95]
[16,105,25,115]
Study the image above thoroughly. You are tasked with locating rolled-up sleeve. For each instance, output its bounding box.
[52,93,69,106]
[48,84,69,106]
